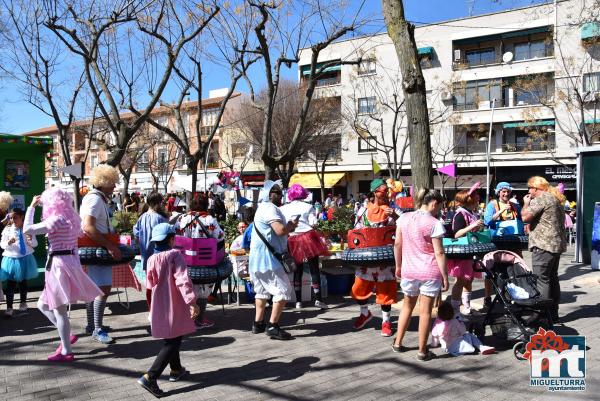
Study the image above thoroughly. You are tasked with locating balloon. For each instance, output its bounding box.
[557,183,565,194]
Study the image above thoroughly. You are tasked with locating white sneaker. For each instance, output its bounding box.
[295,302,302,309]
[314,300,329,310]
[461,305,472,315]
[19,302,28,312]
[479,345,496,355]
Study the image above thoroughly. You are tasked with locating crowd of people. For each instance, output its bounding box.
[0,166,571,396]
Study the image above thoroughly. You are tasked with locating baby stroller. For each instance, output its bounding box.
[474,250,554,360]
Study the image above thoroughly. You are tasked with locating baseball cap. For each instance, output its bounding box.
[150,223,176,242]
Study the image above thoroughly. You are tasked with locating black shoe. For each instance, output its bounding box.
[137,375,164,398]
[252,321,266,334]
[266,323,292,340]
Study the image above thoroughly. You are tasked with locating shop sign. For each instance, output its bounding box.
[544,166,577,181]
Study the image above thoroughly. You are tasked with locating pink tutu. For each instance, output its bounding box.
[288,230,330,264]
[448,259,482,281]
[40,253,104,310]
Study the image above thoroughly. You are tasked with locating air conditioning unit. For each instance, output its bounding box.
[454,49,462,61]
[441,91,454,101]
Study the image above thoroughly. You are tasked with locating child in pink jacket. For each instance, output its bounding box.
[431,301,495,356]
[137,223,199,397]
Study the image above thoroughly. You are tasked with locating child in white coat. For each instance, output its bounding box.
[0,208,38,316]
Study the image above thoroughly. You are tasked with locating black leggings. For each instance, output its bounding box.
[147,336,183,381]
[5,280,27,309]
[293,257,322,302]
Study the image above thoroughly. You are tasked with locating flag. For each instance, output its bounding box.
[372,157,381,174]
[436,163,456,177]
[239,197,251,206]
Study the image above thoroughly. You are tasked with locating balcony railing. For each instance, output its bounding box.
[454,98,505,111]
[455,142,488,155]
[315,76,341,87]
[453,55,502,69]
[502,141,555,152]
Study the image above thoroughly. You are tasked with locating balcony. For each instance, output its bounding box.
[452,26,553,70]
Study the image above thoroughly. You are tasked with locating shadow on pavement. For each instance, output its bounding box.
[168,356,320,399]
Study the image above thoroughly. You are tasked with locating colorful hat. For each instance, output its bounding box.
[370,178,386,193]
[494,182,513,195]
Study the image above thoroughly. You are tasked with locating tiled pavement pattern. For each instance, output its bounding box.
[0,249,598,400]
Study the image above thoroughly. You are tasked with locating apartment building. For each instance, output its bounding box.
[22,90,262,193]
[297,0,599,198]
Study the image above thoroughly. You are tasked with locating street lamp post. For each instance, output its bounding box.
[485,98,497,203]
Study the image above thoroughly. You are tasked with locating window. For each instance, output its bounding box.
[200,125,215,137]
[358,97,376,114]
[176,152,186,167]
[157,148,167,165]
[358,59,376,75]
[49,159,58,177]
[138,153,149,172]
[231,143,248,158]
[90,155,98,169]
[358,135,377,153]
[584,72,600,93]
[454,79,501,110]
[465,48,496,66]
[503,127,555,152]
[514,40,550,61]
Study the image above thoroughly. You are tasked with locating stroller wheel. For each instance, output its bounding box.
[513,341,527,360]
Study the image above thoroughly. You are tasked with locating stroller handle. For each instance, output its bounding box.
[471,257,486,273]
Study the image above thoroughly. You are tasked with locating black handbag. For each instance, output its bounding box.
[253,225,296,273]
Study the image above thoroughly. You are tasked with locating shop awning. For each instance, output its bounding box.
[503,119,555,129]
[300,61,342,76]
[417,46,434,56]
[289,172,345,188]
[585,118,600,124]
[581,22,600,41]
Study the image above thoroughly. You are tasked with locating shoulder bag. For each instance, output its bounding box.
[253,224,296,273]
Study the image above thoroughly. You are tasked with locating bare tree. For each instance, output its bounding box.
[240,0,366,185]
[344,59,409,180]
[0,0,100,207]
[139,1,258,194]
[42,0,220,167]
[235,80,343,186]
[382,0,433,191]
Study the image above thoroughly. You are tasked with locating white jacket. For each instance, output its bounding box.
[0,224,37,258]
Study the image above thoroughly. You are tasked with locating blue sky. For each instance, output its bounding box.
[0,0,548,135]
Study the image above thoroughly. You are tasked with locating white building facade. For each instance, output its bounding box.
[297,0,600,198]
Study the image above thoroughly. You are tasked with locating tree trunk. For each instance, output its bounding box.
[72,178,82,211]
[188,156,200,195]
[382,0,433,192]
[264,164,276,182]
[122,175,130,198]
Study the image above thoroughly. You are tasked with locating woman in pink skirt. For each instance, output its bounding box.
[448,184,484,315]
[24,189,104,362]
[280,184,330,309]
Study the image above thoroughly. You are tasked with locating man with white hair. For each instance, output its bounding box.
[80,165,122,344]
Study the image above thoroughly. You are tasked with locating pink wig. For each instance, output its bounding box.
[41,188,81,231]
[287,184,309,202]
